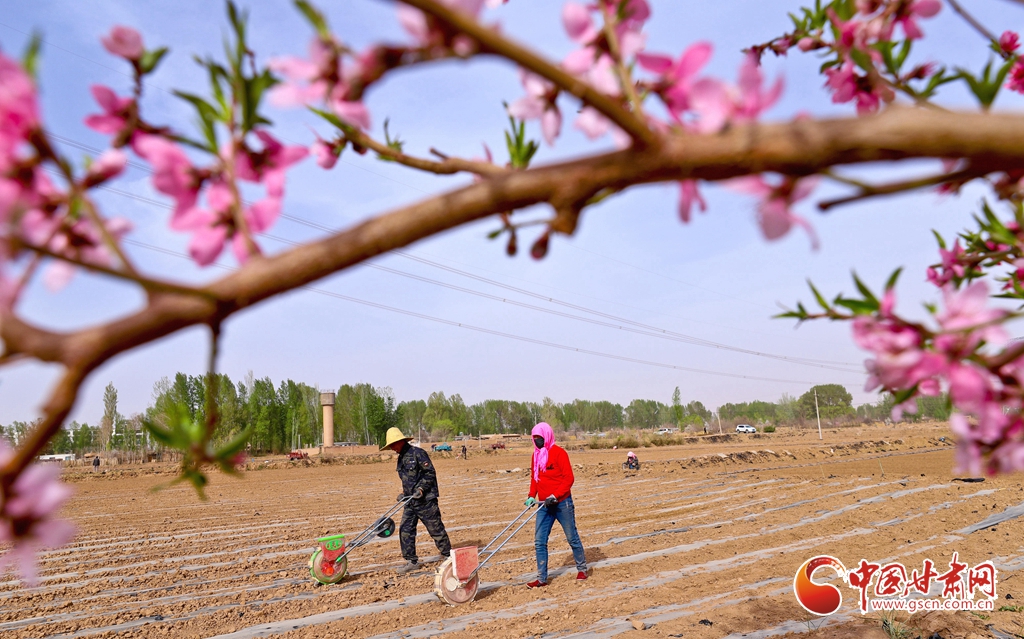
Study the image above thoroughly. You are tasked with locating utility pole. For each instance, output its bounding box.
[815,388,823,440]
[716,412,723,434]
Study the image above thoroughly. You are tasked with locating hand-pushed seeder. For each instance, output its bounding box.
[434,503,540,605]
[308,495,414,584]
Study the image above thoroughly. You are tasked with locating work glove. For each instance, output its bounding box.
[524,496,537,507]
[543,496,558,508]
[397,493,406,502]
[412,487,424,499]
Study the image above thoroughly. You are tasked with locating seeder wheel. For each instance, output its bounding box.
[308,548,349,585]
[434,557,479,605]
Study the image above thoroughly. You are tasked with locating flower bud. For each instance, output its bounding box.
[84,149,128,186]
[530,231,549,260]
[1001,31,1020,55]
[101,26,144,61]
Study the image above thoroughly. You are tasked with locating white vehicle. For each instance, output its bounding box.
[656,428,673,435]
[735,424,756,434]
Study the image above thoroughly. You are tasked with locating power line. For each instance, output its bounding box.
[82,176,861,374]
[265,234,861,373]
[120,237,824,386]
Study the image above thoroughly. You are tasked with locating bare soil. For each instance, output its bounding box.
[2,422,1022,639]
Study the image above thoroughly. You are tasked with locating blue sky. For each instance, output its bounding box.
[2,0,1023,425]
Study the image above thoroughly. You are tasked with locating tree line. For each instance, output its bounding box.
[0,378,950,457]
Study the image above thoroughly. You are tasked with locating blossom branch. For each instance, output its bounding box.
[598,1,644,118]
[79,194,141,277]
[396,0,657,148]
[339,126,507,177]
[819,165,985,210]
[946,0,1004,54]
[17,241,215,299]
[6,107,1024,482]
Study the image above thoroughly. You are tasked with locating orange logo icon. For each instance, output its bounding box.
[794,555,847,616]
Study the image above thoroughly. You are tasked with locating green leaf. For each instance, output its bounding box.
[226,1,248,69]
[807,280,830,311]
[215,425,253,460]
[294,0,330,37]
[894,39,912,72]
[885,267,903,292]
[139,46,169,75]
[309,105,349,131]
[849,47,874,74]
[173,90,219,150]
[487,228,504,240]
[21,31,42,81]
[891,386,918,405]
[876,40,896,75]
[834,298,878,314]
[931,229,947,250]
[851,272,879,307]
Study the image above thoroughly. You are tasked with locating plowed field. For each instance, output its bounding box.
[3,422,1022,639]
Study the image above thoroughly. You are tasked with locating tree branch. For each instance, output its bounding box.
[818,166,984,210]
[947,0,1004,55]
[341,126,507,176]
[396,0,657,148]
[8,107,1024,480]
[18,241,217,299]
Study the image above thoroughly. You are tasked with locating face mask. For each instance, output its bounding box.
[533,436,545,449]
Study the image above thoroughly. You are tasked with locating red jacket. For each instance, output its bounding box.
[529,444,574,502]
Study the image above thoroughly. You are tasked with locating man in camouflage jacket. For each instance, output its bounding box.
[382,427,451,573]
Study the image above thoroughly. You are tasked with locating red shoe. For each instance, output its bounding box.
[527,580,548,588]
[576,571,589,581]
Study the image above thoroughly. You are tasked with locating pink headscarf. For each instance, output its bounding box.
[531,422,554,482]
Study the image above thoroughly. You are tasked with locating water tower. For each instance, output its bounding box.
[320,391,335,448]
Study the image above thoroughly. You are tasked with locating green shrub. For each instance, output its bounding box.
[586,436,614,449]
[614,434,640,449]
[763,425,776,433]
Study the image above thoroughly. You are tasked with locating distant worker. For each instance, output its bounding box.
[625,451,640,470]
[382,427,452,574]
[461,444,467,460]
[92,456,100,472]
[524,422,588,588]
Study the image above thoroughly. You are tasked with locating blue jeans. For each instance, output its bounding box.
[534,495,587,583]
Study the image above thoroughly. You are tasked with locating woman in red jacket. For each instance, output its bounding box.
[524,422,589,587]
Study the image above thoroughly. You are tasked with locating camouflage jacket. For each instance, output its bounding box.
[397,444,439,501]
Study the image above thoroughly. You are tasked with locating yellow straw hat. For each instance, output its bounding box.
[380,427,412,451]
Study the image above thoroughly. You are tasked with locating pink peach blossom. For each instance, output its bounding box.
[86,149,128,182]
[0,53,39,171]
[84,85,133,136]
[734,53,784,122]
[896,0,941,40]
[101,26,144,60]
[728,175,819,248]
[637,41,713,119]
[311,136,340,169]
[507,70,562,145]
[1000,31,1020,55]
[1007,61,1024,94]
[0,441,76,586]
[677,180,706,223]
[936,281,1007,336]
[132,134,201,223]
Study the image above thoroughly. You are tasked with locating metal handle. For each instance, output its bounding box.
[462,504,540,584]
[334,495,415,562]
[479,503,534,556]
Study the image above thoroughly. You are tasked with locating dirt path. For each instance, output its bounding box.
[2,423,1021,639]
